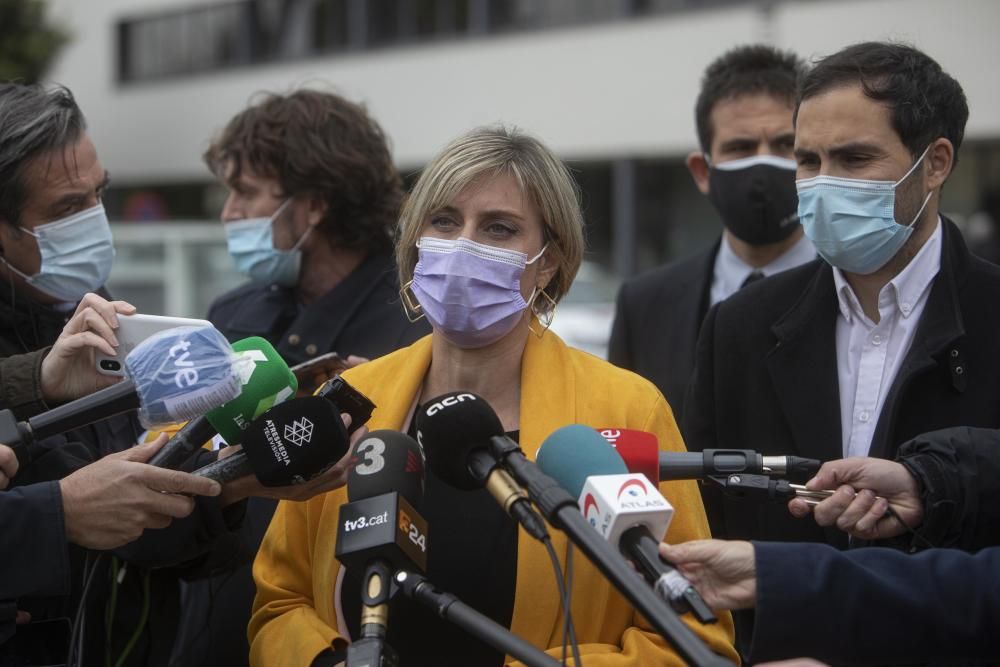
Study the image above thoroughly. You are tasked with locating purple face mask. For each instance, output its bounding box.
[411,236,547,348]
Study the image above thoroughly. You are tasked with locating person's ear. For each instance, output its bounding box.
[925,138,955,192]
[686,151,711,195]
[303,193,329,229]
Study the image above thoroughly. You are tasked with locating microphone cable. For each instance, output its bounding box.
[67,551,104,667]
[541,536,582,667]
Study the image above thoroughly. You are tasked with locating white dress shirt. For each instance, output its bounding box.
[835,217,943,458]
[710,232,816,306]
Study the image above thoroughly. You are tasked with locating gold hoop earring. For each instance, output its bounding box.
[399,281,425,323]
[527,288,557,337]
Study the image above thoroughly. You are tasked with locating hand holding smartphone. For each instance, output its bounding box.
[95,313,214,376]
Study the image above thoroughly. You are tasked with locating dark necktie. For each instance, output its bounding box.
[740,270,766,289]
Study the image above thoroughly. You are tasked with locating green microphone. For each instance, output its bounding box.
[148,336,297,469]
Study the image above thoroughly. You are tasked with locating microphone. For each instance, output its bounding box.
[540,426,716,624]
[336,430,428,667]
[414,392,549,542]
[478,422,729,665]
[1,325,241,469]
[148,336,298,469]
[597,428,820,481]
[191,395,350,486]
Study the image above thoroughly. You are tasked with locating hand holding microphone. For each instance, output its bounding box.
[659,540,758,611]
[58,433,222,550]
[787,457,923,540]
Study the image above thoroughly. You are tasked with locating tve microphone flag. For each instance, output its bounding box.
[124,325,241,428]
[149,336,298,469]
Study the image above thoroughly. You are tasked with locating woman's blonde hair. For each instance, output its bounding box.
[396,125,585,309]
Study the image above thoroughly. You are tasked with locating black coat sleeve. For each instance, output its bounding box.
[896,426,1000,551]
[0,348,50,419]
[607,283,632,368]
[0,481,71,599]
[751,541,1000,664]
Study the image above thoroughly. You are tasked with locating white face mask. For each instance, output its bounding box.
[2,203,116,302]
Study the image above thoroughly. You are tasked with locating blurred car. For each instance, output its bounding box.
[549,260,620,359]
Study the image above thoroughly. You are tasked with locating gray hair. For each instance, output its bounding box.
[0,83,86,226]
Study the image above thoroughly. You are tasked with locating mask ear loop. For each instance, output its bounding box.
[896,145,935,229]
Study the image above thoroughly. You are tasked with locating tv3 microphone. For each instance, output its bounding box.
[149,336,298,469]
[337,430,428,667]
[0,325,241,469]
[538,425,716,624]
[597,428,821,482]
[191,395,349,486]
[414,391,549,542]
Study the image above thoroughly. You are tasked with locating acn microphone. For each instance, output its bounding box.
[597,428,820,482]
[0,325,241,469]
[415,391,549,542]
[337,430,428,667]
[149,335,298,469]
[191,395,350,486]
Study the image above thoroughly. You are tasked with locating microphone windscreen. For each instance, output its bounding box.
[414,392,503,491]
[240,395,350,486]
[205,337,298,444]
[535,424,629,497]
[598,428,660,485]
[125,326,241,428]
[347,430,425,509]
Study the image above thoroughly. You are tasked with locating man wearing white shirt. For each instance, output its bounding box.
[684,41,1000,549]
[610,45,815,418]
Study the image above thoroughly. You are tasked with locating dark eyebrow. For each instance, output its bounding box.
[717,137,759,152]
[794,146,819,161]
[771,132,796,144]
[827,141,887,160]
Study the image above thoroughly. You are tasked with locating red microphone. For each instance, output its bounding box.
[597,428,660,485]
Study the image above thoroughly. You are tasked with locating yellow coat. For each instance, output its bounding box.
[249,332,737,666]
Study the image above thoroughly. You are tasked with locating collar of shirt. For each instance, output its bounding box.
[710,231,817,305]
[833,216,943,326]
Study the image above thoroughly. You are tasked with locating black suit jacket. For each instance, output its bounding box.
[608,242,717,418]
[683,218,1000,546]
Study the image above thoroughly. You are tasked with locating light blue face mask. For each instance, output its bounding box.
[224,200,312,287]
[796,146,933,275]
[1,203,115,302]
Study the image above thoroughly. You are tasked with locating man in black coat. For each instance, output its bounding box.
[684,41,1000,542]
[609,45,815,417]
[173,90,429,667]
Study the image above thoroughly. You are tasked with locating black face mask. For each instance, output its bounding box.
[707,155,800,245]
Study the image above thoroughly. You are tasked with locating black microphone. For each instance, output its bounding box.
[661,450,820,481]
[414,392,549,542]
[337,430,428,667]
[191,395,350,486]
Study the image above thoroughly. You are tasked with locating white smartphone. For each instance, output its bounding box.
[96,313,214,376]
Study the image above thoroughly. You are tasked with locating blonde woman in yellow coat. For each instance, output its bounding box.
[249,126,737,667]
